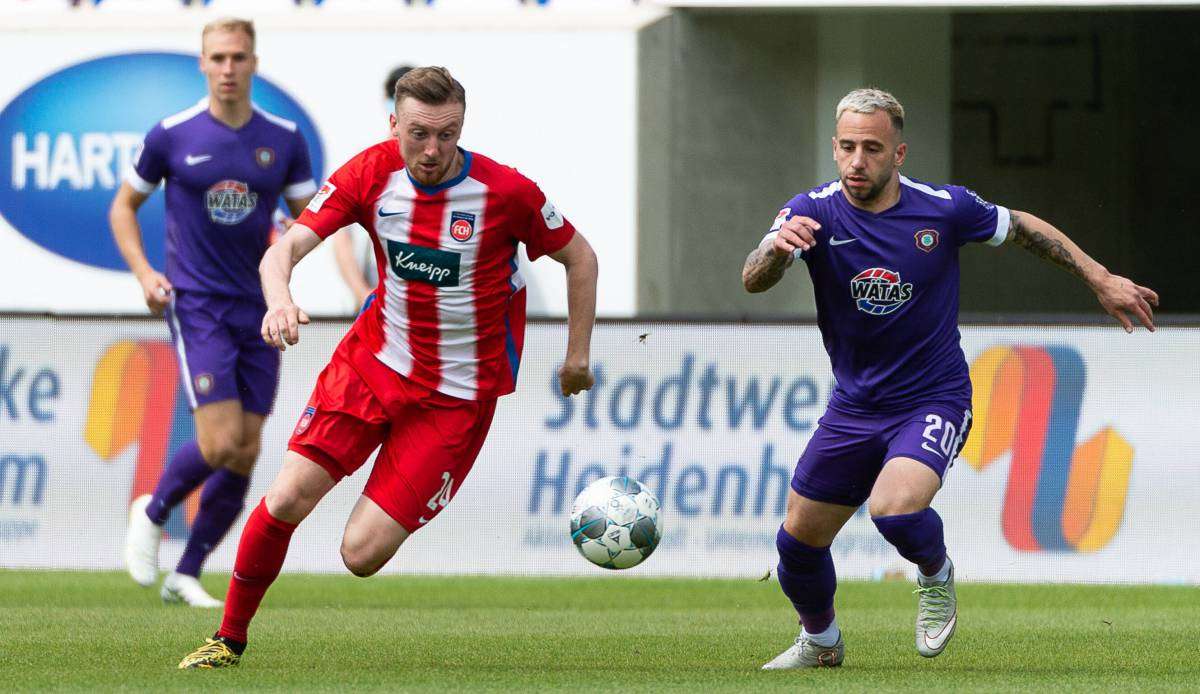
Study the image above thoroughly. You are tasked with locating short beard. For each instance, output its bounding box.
[842,176,884,203]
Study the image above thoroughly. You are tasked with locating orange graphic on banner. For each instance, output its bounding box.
[85,340,199,533]
[962,345,1132,553]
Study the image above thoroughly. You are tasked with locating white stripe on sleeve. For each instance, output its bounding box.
[284,179,318,200]
[988,206,1012,247]
[126,166,159,195]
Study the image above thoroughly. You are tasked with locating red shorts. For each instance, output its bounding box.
[288,337,497,533]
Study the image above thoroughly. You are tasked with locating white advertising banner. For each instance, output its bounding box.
[1,318,1196,584]
[0,16,646,316]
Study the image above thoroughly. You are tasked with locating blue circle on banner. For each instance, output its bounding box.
[0,52,325,271]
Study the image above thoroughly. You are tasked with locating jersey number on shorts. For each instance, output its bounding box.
[920,410,971,461]
[920,414,958,459]
[427,472,455,512]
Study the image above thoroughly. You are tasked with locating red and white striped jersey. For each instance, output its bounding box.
[297,141,576,401]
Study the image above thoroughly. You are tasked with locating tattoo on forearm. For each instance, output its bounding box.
[1007,212,1086,280]
[742,247,789,293]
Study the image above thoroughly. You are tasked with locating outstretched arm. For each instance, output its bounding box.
[742,216,821,293]
[548,232,598,397]
[1006,210,1159,332]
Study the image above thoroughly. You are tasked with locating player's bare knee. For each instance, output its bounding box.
[226,442,260,476]
[340,543,385,578]
[198,436,241,468]
[782,513,827,547]
[868,494,925,518]
[264,483,315,524]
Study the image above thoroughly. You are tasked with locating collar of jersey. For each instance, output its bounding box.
[407,149,473,195]
[195,98,261,134]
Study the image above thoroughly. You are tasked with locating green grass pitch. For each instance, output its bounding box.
[1,571,1197,692]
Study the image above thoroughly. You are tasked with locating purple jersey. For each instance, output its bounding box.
[766,175,1009,413]
[127,99,317,300]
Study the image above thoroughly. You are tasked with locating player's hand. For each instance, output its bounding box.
[771,216,821,257]
[1094,272,1158,333]
[136,270,173,315]
[261,301,311,351]
[558,357,595,397]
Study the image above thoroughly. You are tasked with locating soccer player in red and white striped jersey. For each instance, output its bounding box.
[179,66,598,669]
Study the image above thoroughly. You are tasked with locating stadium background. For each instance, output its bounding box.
[1,0,1197,588]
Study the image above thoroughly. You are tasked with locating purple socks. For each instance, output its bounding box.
[144,440,252,578]
[176,468,251,577]
[872,508,947,577]
[775,526,837,635]
[145,441,214,525]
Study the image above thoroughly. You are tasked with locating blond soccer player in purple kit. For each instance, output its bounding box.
[745,89,1158,668]
[109,18,316,607]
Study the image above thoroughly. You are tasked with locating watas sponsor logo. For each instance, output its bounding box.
[850,267,913,316]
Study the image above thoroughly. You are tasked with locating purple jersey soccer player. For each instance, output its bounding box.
[744,88,1158,669]
[109,18,317,608]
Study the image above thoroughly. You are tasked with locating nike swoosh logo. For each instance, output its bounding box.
[923,611,957,651]
[417,516,431,524]
[829,237,859,246]
[379,208,408,218]
[185,154,212,166]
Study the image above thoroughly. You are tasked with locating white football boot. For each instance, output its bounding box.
[761,633,844,670]
[161,572,224,608]
[124,494,162,587]
[914,558,957,657]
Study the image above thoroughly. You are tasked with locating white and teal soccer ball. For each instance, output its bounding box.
[569,476,662,570]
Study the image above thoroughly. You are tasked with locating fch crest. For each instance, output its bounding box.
[915,229,940,253]
[450,211,476,242]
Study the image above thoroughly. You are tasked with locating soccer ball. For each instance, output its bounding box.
[569,476,662,570]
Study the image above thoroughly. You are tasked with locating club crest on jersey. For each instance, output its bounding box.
[915,229,940,253]
[295,406,316,436]
[850,267,914,316]
[205,180,258,225]
[450,211,476,242]
[255,147,275,168]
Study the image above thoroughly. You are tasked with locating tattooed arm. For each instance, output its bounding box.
[1006,210,1159,332]
[742,244,791,293]
[742,215,821,293]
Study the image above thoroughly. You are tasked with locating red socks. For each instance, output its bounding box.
[217,499,297,643]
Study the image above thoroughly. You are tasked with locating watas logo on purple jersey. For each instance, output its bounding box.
[850,267,913,315]
[206,180,258,225]
[0,52,324,271]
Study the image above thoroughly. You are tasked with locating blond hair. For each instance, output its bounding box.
[836,88,904,132]
[201,18,256,54]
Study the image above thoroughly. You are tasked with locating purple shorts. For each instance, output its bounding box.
[791,400,973,507]
[165,290,280,415]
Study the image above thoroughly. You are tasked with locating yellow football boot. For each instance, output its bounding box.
[178,637,242,669]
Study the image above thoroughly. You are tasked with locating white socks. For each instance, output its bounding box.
[919,557,951,585]
[802,620,841,647]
